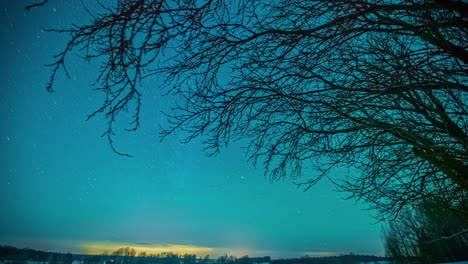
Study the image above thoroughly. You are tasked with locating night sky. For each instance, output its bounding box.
[1,0,384,258]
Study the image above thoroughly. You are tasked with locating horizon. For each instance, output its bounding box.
[0,244,383,259]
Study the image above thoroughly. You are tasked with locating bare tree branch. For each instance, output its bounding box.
[25,0,48,11]
[45,0,468,219]
[423,228,468,244]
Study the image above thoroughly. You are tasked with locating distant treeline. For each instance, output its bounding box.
[0,246,389,264]
[0,245,73,263]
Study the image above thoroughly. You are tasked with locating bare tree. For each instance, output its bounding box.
[46,0,468,219]
[384,200,468,263]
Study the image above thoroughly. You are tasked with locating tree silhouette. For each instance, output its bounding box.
[384,200,468,262]
[46,0,467,220]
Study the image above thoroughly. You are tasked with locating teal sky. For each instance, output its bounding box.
[1,0,384,258]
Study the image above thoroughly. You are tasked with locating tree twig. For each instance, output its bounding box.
[423,228,468,244]
[25,0,48,11]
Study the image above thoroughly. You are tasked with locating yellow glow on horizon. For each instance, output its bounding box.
[81,242,215,256]
[80,242,340,259]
